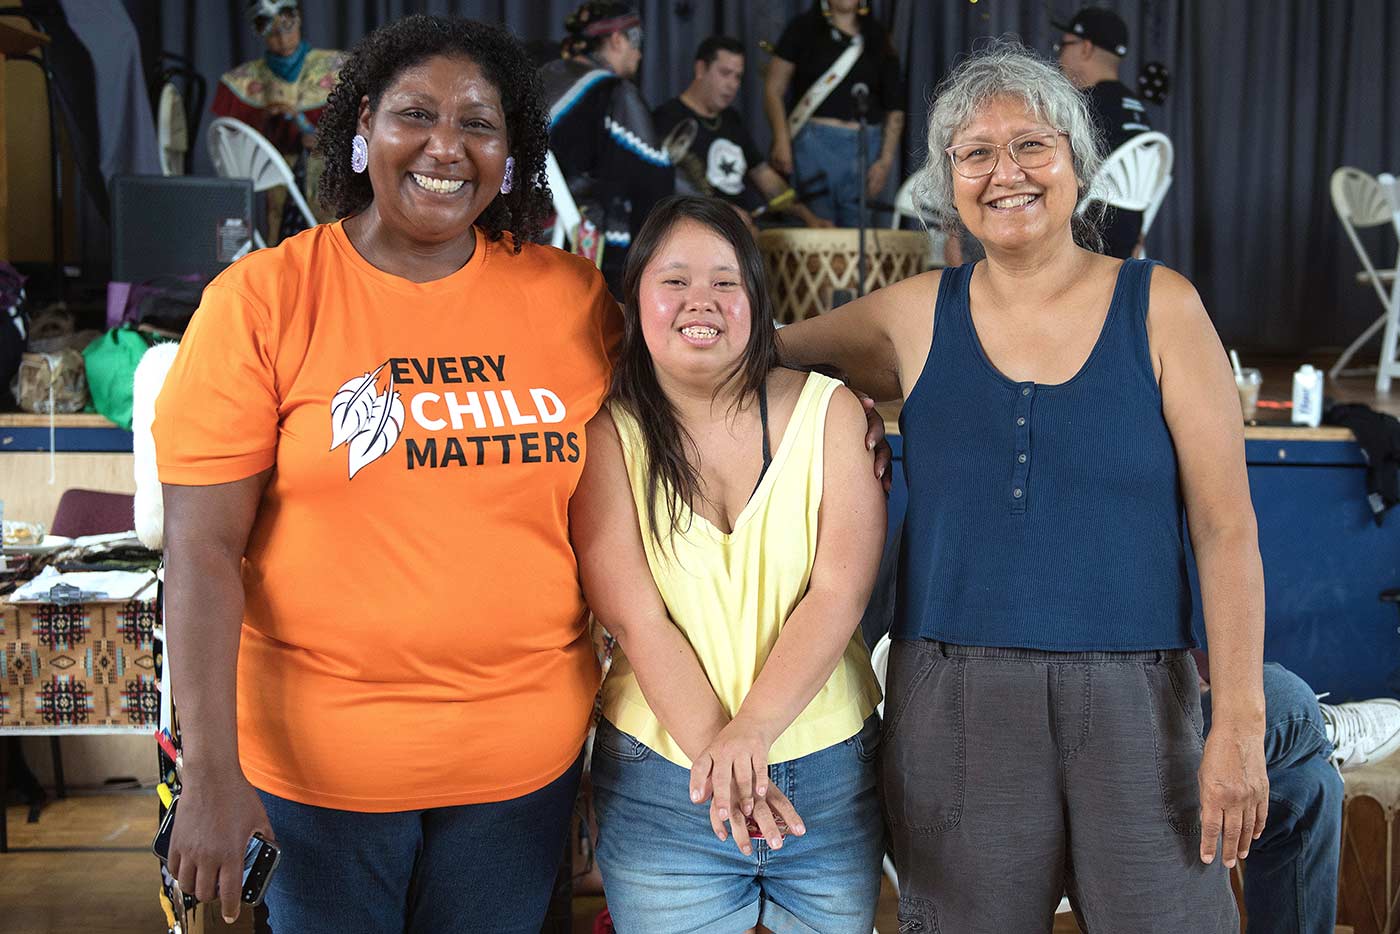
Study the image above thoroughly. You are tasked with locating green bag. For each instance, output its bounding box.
[82,326,165,430]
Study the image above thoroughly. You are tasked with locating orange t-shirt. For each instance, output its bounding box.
[154,222,619,811]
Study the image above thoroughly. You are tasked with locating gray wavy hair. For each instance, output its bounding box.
[913,38,1106,250]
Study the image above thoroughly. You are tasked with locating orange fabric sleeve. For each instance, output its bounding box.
[154,283,281,485]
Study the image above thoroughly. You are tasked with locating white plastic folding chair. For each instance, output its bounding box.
[544,149,582,251]
[1078,131,1174,256]
[1328,167,1400,389]
[206,116,317,248]
[868,633,1075,929]
[156,82,187,176]
[889,174,946,267]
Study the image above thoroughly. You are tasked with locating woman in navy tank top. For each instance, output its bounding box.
[778,39,1266,932]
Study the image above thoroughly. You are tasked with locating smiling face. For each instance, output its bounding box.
[357,54,509,244]
[637,219,753,387]
[950,95,1079,253]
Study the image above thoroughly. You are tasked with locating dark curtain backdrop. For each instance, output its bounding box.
[138,0,1400,353]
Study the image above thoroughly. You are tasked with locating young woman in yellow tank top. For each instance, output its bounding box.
[570,194,887,933]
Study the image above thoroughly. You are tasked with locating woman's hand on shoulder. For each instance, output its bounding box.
[826,384,887,497]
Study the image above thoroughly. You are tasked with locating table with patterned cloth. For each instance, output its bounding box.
[0,599,159,731]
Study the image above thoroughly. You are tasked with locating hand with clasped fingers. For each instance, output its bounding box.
[689,717,806,855]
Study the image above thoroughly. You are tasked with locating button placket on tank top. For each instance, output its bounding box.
[1010,382,1035,513]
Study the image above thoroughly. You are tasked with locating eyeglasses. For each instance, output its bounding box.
[625,25,644,52]
[944,130,1067,178]
[1051,37,1082,54]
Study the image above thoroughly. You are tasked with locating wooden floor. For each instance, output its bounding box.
[2,794,1085,934]
[6,794,1365,934]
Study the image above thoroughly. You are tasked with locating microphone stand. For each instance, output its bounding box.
[855,92,870,297]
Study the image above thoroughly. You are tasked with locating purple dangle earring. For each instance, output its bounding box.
[350,134,368,174]
[500,156,515,195]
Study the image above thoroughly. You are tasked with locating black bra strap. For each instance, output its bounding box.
[751,381,773,498]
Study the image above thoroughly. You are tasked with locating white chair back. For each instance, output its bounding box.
[156,82,187,176]
[890,174,933,229]
[1328,167,1400,386]
[1079,131,1174,239]
[206,117,318,245]
[1331,167,1400,311]
[544,149,581,251]
[888,173,946,267]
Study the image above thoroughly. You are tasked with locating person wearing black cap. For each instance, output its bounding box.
[1054,6,1152,259]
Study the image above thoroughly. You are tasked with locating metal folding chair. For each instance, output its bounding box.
[1329,167,1400,390]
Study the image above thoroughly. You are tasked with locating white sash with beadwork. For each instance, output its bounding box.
[786,35,863,138]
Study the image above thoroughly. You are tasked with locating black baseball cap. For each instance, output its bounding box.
[1051,7,1129,58]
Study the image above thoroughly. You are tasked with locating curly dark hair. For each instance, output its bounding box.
[316,15,552,251]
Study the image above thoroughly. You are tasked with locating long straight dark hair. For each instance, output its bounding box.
[613,195,781,547]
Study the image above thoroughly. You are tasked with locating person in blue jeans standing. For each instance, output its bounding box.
[763,0,905,226]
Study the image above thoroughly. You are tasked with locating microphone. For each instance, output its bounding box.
[851,82,870,118]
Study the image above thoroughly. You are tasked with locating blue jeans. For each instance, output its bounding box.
[591,716,884,934]
[255,753,583,934]
[791,122,885,227]
[1203,663,1343,934]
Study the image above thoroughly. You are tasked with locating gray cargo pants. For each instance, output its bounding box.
[881,639,1239,933]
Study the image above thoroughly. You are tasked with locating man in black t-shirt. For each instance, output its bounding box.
[1054,7,1155,258]
[654,36,829,229]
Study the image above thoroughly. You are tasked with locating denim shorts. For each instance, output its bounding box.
[591,715,884,934]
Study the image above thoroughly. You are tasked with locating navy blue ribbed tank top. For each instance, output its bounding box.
[895,258,1194,650]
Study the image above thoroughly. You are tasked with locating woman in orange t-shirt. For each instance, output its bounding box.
[154,16,618,931]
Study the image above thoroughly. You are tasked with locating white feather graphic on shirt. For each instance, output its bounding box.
[329,363,386,451]
[346,381,405,479]
[328,361,405,479]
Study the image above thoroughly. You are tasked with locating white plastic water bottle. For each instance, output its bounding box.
[1291,364,1324,427]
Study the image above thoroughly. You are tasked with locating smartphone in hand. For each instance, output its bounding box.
[152,795,282,906]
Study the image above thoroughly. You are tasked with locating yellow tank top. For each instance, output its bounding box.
[602,371,881,768]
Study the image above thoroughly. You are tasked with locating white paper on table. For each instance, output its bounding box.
[9,566,157,603]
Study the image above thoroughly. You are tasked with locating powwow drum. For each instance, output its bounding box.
[1338,753,1400,934]
[757,227,935,324]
